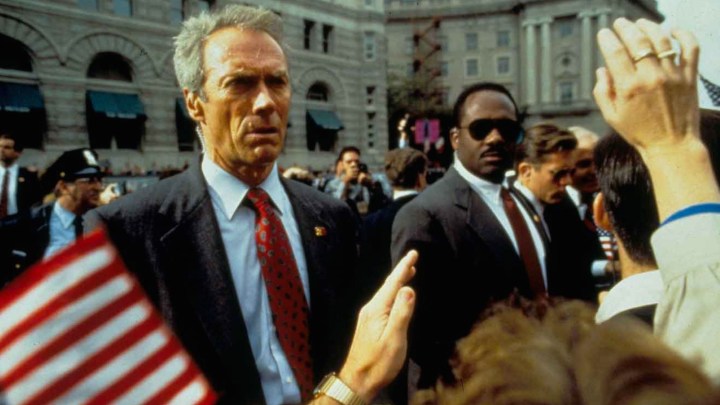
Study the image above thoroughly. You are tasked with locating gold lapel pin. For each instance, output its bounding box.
[314,226,327,237]
[18,177,25,183]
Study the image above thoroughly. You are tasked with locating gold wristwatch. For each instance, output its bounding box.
[313,372,367,405]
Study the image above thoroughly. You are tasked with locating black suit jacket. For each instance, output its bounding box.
[391,168,531,387]
[358,193,417,304]
[85,163,358,404]
[15,167,42,213]
[0,202,53,287]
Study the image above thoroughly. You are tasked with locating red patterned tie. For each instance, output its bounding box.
[246,187,314,400]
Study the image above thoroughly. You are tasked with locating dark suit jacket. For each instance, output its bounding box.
[358,193,417,304]
[0,202,53,287]
[15,167,42,213]
[391,168,531,388]
[85,163,358,404]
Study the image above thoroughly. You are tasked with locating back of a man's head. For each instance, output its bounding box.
[384,148,428,190]
[594,133,658,267]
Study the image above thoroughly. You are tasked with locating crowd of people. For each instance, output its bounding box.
[1,4,720,405]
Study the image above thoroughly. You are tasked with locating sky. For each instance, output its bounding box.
[655,0,719,81]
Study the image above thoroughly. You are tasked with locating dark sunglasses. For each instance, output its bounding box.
[461,119,524,144]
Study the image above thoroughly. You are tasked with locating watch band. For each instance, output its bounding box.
[313,373,367,405]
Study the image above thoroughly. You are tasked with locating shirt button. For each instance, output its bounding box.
[285,377,293,384]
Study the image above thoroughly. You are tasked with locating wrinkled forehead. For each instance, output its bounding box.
[202,27,287,72]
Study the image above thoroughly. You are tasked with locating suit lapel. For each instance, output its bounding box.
[447,169,529,293]
[158,165,263,401]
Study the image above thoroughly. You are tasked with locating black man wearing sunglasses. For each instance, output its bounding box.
[392,82,565,389]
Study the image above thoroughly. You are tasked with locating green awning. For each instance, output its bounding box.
[0,82,44,113]
[87,90,146,119]
[307,109,344,131]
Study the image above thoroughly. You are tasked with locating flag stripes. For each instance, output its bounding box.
[0,229,216,405]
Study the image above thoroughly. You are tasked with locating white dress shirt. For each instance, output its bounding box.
[392,189,418,200]
[202,157,309,405]
[595,270,662,323]
[44,202,78,259]
[453,157,548,288]
[566,186,586,218]
[0,163,20,215]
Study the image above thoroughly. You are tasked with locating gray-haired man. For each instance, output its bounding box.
[86,6,361,404]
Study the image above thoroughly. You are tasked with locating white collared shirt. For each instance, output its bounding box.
[0,163,19,215]
[595,270,663,323]
[202,157,309,405]
[453,157,548,288]
[566,186,587,219]
[44,202,78,259]
[393,189,419,201]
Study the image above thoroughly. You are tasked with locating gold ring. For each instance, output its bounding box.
[657,49,678,59]
[632,49,657,63]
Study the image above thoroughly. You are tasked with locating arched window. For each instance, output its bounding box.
[0,35,46,149]
[87,52,133,82]
[306,82,329,102]
[86,53,145,150]
[0,35,33,72]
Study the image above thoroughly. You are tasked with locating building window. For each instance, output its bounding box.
[78,0,98,11]
[558,18,574,38]
[497,30,510,47]
[0,35,33,72]
[113,0,132,16]
[197,0,214,12]
[87,52,133,81]
[170,0,185,24]
[441,61,448,77]
[364,32,376,61]
[465,58,478,76]
[559,82,574,104]
[322,25,334,54]
[307,82,329,102]
[365,0,374,5]
[497,56,510,75]
[407,63,414,77]
[366,86,376,106]
[304,20,315,50]
[465,32,478,51]
[405,37,414,55]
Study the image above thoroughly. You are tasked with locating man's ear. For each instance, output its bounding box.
[450,127,459,151]
[593,192,613,231]
[184,89,205,125]
[517,161,533,181]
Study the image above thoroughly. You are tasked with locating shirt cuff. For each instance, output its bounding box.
[591,260,609,277]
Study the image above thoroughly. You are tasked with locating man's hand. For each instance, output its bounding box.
[336,250,418,403]
[594,18,700,156]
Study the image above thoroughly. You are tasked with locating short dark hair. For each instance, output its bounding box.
[0,132,22,152]
[594,133,658,267]
[337,145,360,161]
[452,82,520,127]
[516,123,577,166]
[384,148,428,189]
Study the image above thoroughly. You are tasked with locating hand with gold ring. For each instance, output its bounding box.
[593,17,700,155]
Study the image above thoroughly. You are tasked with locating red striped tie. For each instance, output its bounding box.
[246,187,314,401]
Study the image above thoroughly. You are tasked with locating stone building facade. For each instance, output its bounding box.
[0,0,388,171]
[384,0,662,135]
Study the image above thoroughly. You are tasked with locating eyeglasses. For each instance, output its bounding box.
[459,119,524,144]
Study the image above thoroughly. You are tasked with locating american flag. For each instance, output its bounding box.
[597,226,618,261]
[0,230,216,405]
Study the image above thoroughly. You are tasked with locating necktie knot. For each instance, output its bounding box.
[247,187,272,213]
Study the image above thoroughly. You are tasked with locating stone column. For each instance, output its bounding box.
[524,20,538,105]
[580,12,594,100]
[540,17,553,104]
